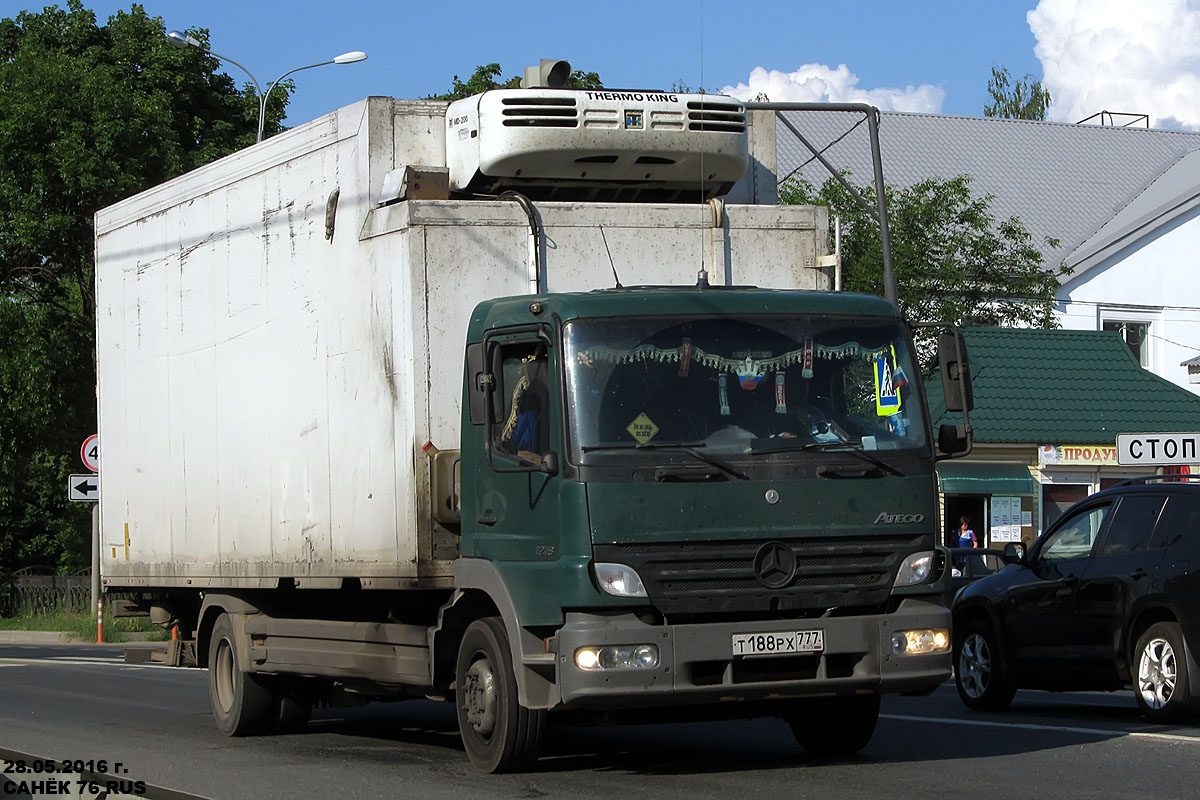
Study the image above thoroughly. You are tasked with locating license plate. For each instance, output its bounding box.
[731,629,824,657]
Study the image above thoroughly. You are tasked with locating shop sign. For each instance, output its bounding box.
[1038,444,1118,467]
[1116,433,1200,466]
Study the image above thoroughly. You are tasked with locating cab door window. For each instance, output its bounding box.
[1039,505,1110,562]
[491,340,550,465]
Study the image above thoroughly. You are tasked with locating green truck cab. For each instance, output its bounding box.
[448,286,955,769]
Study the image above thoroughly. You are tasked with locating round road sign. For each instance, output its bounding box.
[81,434,99,472]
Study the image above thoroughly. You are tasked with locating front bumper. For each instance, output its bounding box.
[553,598,949,709]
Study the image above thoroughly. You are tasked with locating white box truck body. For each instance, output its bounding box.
[95,97,829,590]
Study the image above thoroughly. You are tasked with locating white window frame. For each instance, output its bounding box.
[1098,307,1160,370]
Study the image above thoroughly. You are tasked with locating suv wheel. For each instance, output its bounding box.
[1133,622,1197,722]
[954,620,1016,711]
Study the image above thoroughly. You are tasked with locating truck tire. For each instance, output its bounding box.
[954,619,1016,711]
[208,613,277,736]
[1133,622,1197,723]
[455,617,545,772]
[786,694,880,757]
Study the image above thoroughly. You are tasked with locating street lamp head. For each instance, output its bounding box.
[333,51,368,64]
[165,30,204,50]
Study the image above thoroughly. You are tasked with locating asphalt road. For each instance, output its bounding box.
[2,643,1198,799]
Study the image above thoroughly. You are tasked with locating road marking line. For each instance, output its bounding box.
[881,713,1200,744]
[0,657,189,671]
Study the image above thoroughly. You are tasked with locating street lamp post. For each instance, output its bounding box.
[165,31,366,143]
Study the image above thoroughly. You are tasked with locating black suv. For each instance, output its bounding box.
[952,477,1200,722]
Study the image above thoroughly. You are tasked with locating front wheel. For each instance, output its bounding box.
[1133,622,1196,722]
[455,617,545,773]
[954,620,1016,711]
[786,694,880,757]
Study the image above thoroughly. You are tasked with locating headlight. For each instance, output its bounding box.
[894,551,937,587]
[575,644,660,670]
[594,562,648,598]
[891,629,950,655]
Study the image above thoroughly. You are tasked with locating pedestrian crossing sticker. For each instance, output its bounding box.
[874,347,905,416]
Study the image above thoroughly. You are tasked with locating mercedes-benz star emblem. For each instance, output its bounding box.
[753,541,797,589]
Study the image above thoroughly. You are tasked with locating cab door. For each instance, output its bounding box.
[1003,502,1111,679]
[1075,494,1168,679]
[469,330,564,565]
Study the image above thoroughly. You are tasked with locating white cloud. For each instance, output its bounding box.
[1030,0,1200,130]
[720,64,945,113]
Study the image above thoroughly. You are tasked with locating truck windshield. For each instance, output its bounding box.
[563,315,927,461]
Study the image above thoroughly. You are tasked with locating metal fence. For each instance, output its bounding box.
[0,566,92,616]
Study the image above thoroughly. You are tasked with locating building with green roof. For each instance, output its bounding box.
[927,327,1200,548]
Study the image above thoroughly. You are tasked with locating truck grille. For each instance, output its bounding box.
[593,534,926,616]
[501,96,579,128]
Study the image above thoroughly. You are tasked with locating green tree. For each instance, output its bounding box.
[427,62,603,101]
[984,66,1052,120]
[781,174,1066,343]
[0,2,284,572]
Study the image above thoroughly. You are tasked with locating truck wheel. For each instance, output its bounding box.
[455,617,545,772]
[786,694,880,757]
[954,620,1016,711]
[208,614,277,736]
[1133,622,1197,722]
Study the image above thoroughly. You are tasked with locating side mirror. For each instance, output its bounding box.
[1002,542,1025,565]
[540,451,560,477]
[938,332,974,412]
[938,423,970,455]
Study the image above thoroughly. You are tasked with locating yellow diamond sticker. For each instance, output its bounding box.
[626,412,660,444]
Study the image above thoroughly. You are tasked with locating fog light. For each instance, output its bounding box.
[892,628,950,655]
[574,644,660,670]
[575,648,600,669]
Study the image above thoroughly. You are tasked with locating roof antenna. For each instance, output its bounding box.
[599,227,622,288]
[696,0,709,290]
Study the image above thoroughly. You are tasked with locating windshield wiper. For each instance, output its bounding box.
[749,439,904,476]
[581,441,749,480]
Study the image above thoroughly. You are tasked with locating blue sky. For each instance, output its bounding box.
[11,1,1200,130]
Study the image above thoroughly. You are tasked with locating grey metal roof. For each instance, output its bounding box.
[1068,150,1200,275]
[776,111,1200,274]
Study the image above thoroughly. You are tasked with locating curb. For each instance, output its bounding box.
[0,630,85,644]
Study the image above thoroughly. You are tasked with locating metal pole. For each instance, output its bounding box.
[90,503,100,644]
[257,60,337,142]
[866,110,898,306]
[834,215,843,292]
[747,101,899,307]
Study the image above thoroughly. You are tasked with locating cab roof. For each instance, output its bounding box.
[467,286,899,339]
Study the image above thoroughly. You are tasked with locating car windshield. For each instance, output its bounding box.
[564,315,927,461]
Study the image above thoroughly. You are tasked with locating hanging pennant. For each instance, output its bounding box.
[802,337,814,378]
[718,373,730,416]
[678,337,693,377]
[775,373,787,413]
